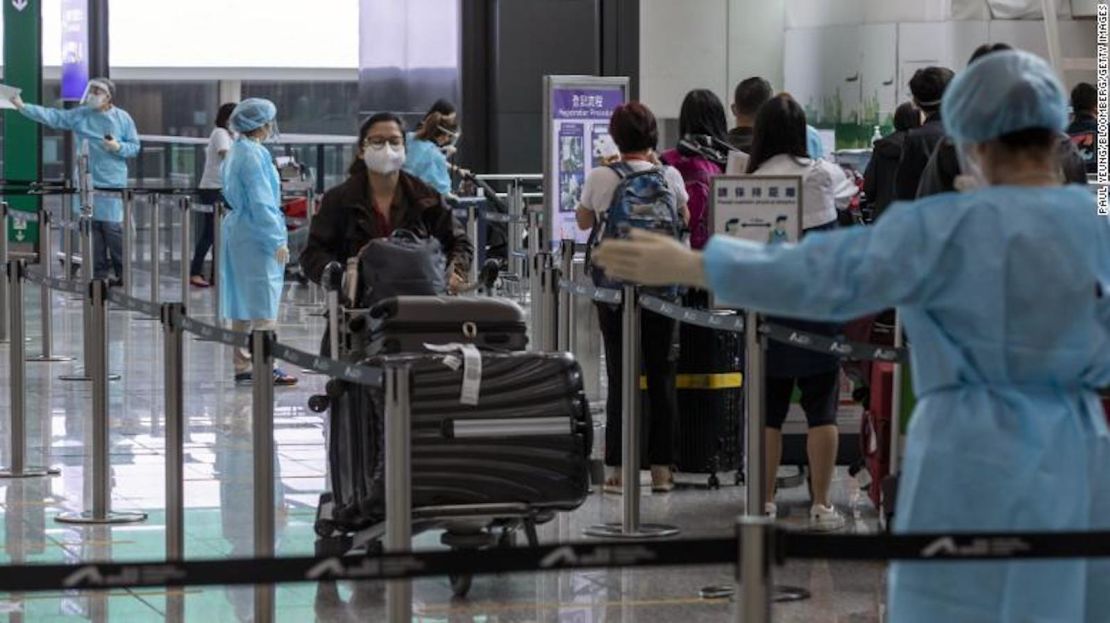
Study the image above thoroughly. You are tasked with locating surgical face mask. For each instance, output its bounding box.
[954,144,988,192]
[363,143,406,175]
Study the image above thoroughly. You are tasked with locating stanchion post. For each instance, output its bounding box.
[179,197,192,305]
[889,312,905,477]
[323,262,343,359]
[213,202,223,322]
[162,303,186,560]
[57,216,96,382]
[0,202,10,344]
[151,194,161,303]
[745,310,766,516]
[56,280,146,524]
[251,329,276,623]
[737,517,773,623]
[584,286,678,539]
[556,240,574,351]
[0,260,58,478]
[385,364,413,623]
[467,202,480,286]
[528,205,545,350]
[306,190,320,306]
[28,210,73,363]
[123,189,134,296]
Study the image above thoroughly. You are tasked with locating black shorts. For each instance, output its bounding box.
[764,370,840,430]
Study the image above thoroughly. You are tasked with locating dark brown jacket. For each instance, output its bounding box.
[300,166,472,284]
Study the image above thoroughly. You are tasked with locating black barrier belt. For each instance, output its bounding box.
[783,531,1110,562]
[639,295,745,333]
[178,315,251,349]
[0,188,78,197]
[3,529,1110,593]
[23,267,84,296]
[0,537,735,592]
[561,281,905,363]
[761,321,906,363]
[270,342,383,387]
[558,280,623,305]
[106,290,162,318]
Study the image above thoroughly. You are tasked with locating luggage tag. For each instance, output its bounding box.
[423,343,482,406]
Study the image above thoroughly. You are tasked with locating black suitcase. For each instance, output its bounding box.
[364,296,528,354]
[674,319,745,488]
[322,351,592,535]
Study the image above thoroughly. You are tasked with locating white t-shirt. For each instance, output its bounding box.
[746,154,857,230]
[577,160,689,216]
[199,127,234,189]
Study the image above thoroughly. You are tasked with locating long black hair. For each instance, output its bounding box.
[215,102,237,131]
[746,94,809,173]
[678,89,728,143]
[348,112,406,176]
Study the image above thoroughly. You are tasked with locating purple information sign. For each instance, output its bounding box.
[60,0,89,101]
[547,84,626,245]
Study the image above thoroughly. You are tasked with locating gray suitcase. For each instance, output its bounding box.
[365,296,529,354]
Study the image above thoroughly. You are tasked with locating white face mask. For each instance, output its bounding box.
[363,143,406,175]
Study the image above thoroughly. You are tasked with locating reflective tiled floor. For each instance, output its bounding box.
[0,263,885,622]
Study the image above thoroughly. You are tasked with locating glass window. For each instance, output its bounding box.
[242,81,360,135]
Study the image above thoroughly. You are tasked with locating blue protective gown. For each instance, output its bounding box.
[702,185,1110,622]
[403,133,452,195]
[806,124,825,160]
[19,104,141,222]
[218,138,286,321]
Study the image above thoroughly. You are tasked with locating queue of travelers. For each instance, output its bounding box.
[6,46,1106,621]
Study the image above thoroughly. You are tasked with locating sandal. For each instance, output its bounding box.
[602,467,623,494]
[273,368,298,386]
[651,466,675,493]
[190,275,211,288]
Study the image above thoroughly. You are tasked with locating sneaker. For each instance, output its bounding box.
[107,277,123,288]
[764,502,777,518]
[234,372,252,386]
[190,275,211,288]
[809,504,846,532]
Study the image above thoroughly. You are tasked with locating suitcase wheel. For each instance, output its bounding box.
[449,573,473,599]
[735,470,745,486]
[707,474,720,490]
[308,394,330,413]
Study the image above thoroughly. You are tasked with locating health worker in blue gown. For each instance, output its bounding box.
[593,50,1110,623]
[219,98,297,387]
[10,78,140,284]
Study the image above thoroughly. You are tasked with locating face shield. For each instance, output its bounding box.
[80,81,112,108]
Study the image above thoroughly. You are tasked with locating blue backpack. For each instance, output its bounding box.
[585,162,682,299]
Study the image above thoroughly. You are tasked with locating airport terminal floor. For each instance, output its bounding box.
[0,264,886,622]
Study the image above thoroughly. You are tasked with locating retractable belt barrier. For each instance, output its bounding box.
[23,263,382,386]
[558,280,908,363]
[23,266,84,296]
[0,528,1107,593]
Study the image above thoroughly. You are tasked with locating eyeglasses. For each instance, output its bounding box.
[364,137,404,148]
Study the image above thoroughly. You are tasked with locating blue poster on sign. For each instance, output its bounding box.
[546,80,626,245]
[60,0,88,101]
